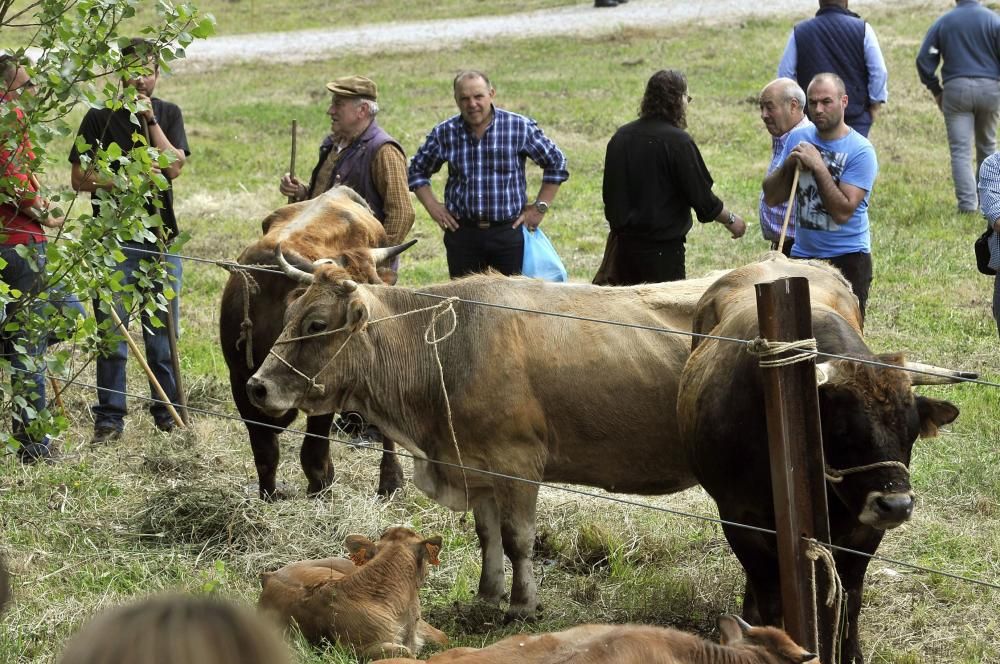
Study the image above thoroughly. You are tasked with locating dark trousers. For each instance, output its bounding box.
[824,251,873,321]
[613,236,686,284]
[444,225,523,279]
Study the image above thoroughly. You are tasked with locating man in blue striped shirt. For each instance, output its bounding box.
[978,151,1000,336]
[408,70,569,278]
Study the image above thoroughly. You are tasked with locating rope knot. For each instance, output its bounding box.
[746,336,819,368]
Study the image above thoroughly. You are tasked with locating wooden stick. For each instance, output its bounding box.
[287,119,298,204]
[777,167,800,255]
[47,374,65,417]
[107,305,185,429]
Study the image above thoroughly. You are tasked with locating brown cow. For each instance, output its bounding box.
[258,526,447,658]
[678,253,971,663]
[371,615,816,663]
[219,186,414,500]
[247,253,727,620]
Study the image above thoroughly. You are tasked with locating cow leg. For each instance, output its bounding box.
[301,413,335,496]
[835,536,881,664]
[497,481,540,620]
[719,516,783,627]
[472,497,506,604]
[376,437,404,498]
[232,375,295,501]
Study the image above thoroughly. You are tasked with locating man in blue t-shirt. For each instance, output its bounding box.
[763,72,879,320]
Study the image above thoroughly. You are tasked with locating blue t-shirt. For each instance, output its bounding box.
[779,125,878,258]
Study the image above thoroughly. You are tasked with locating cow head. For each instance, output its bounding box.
[247,253,374,417]
[344,527,443,583]
[718,615,817,662]
[815,354,963,530]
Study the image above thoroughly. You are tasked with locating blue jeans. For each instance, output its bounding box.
[91,241,181,430]
[943,77,1000,212]
[0,242,49,447]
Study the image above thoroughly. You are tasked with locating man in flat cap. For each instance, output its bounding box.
[279,75,414,247]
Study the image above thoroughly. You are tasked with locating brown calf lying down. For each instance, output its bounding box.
[259,526,448,659]
[372,615,817,664]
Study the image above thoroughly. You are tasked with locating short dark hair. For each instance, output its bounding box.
[453,70,492,94]
[639,69,687,129]
[122,38,158,73]
[0,54,20,85]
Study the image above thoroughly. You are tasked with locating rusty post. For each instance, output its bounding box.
[754,276,834,662]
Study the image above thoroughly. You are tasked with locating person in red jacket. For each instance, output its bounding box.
[1,54,65,463]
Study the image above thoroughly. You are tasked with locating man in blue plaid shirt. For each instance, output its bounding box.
[408,70,569,278]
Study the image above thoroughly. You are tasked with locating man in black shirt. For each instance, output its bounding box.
[69,38,190,443]
[599,70,746,285]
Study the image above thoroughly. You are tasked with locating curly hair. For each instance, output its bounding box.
[639,69,687,129]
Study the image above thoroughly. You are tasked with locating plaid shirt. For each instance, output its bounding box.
[408,106,568,222]
[758,116,812,242]
[980,152,1000,271]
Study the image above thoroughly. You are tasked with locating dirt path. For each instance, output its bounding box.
[177,0,919,69]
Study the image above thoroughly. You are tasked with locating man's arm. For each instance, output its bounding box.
[915,22,944,102]
[789,142,867,224]
[408,129,457,231]
[763,157,798,207]
[515,181,560,231]
[372,145,415,244]
[143,96,187,180]
[776,30,798,79]
[864,23,889,117]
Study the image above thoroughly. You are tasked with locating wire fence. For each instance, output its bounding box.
[3,230,999,599]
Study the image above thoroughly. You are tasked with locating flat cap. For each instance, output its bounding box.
[326,75,377,100]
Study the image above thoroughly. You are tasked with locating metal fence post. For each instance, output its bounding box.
[754,276,835,662]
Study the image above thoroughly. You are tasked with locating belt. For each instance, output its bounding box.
[457,218,513,230]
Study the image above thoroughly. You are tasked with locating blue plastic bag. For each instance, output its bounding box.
[522,226,568,282]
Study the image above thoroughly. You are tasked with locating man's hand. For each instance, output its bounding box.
[39,214,65,229]
[933,93,943,111]
[137,93,155,123]
[279,173,307,201]
[426,198,459,231]
[514,206,544,231]
[727,215,747,239]
[788,141,825,174]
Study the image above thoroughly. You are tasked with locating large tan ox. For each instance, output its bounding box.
[678,253,971,664]
[219,186,414,500]
[258,526,447,658]
[371,615,817,664]
[246,251,725,620]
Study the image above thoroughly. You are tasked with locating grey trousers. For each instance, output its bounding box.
[942,77,1000,212]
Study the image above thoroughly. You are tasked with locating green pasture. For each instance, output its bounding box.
[2,3,999,663]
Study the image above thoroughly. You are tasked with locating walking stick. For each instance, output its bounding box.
[140,115,188,424]
[107,305,185,429]
[287,119,298,204]
[776,166,800,255]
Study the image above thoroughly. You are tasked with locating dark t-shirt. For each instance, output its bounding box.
[69,98,189,238]
[602,118,723,243]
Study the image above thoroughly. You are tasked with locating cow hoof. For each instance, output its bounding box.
[253,481,293,502]
[503,606,539,624]
[376,463,404,498]
[306,477,335,498]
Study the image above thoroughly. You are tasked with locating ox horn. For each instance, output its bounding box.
[903,361,978,385]
[274,243,315,284]
[370,239,418,266]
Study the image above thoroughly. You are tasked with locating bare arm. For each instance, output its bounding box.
[791,142,866,224]
[413,184,458,231]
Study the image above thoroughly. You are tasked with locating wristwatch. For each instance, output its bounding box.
[533,200,550,215]
[725,210,736,225]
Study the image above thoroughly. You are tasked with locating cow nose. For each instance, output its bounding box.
[873,493,914,523]
[246,376,270,408]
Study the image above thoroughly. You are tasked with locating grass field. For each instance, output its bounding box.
[2,2,999,663]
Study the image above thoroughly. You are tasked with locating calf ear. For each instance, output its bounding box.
[916,396,959,438]
[717,615,745,645]
[420,536,443,566]
[345,534,377,566]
